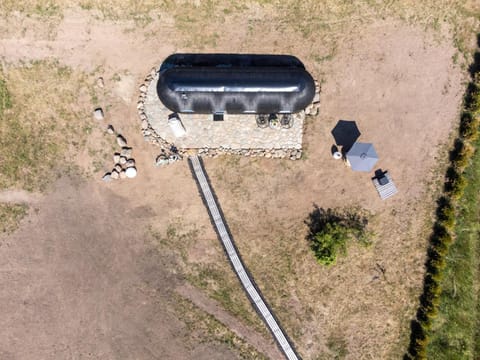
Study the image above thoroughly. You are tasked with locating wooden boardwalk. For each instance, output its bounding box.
[188,155,300,360]
[373,172,398,200]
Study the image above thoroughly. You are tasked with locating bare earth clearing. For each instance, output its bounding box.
[0,5,473,360]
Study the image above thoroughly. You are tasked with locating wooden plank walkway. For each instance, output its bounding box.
[373,172,398,200]
[188,155,300,360]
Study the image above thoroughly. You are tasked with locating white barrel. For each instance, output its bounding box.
[333,151,342,160]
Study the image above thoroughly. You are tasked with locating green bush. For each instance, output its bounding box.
[451,138,474,169]
[445,166,467,199]
[459,111,479,141]
[436,197,455,229]
[465,79,480,114]
[310,222,348,265]
[305,206,371,266]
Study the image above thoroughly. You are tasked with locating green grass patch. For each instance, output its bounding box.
[149,221,267,337]
[0,61,89,191]
[426,134,480,359]
[0,203,28,234]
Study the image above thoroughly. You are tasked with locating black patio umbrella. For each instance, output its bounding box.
[331,120,361,152]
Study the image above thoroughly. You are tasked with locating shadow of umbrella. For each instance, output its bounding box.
[331,120,361,152]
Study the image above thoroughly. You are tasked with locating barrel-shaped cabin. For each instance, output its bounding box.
[157,54,315,115]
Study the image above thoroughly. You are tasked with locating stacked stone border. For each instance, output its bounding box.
[136,67,320,161]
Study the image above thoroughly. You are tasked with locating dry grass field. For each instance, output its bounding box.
[0,1,479,359]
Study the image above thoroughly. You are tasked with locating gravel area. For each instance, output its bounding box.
[143,73,305,150]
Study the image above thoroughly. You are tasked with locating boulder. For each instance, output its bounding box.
[96,77,105,88]
[119,156,127,165]
[116,135,127,147]
[93,108,104,120]
[106,124,115,134]
[110,170,119,179]
[120,147,132,157]
[113,153,120,163]
[102,172,111,182]
[125,167,137,178]
[119,170,127,179]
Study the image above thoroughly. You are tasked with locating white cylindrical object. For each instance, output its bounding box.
[333,151,342,160]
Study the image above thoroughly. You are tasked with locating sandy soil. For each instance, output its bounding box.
[0,7,466,360]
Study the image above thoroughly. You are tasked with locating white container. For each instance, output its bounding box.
[168,116,186,138]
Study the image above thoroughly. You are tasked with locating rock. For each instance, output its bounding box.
[139,84,147,93]
[150,67,157,77]
[119,169,127,179]
[275,149,286,158]
[137,102,144,110]
[125,167,137,178]
[120,147,132,157]
[96,77,104,88]
[126,159,135,167]
[106,124,115,134]
[93,108,104,120]
[102,172,111,182]
[116,134,127,147]
[155,155,169,166]
[305,105,312,115]
[110,170,119,179]
[114,164,122,172]
[140,113,147,120]
[313,93,320,104]
[265,152,272,158]
[119,156,127,165]
[296,151,302,159]
[113,153,120,163]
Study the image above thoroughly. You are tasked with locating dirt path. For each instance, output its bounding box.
[176,283,283,359]
[0,189,42,204]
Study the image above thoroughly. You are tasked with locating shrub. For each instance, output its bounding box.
[305,206,371,266]
[444,166,467,199]
[459,111,479,141]
[450,138,474,170]
[436,197,455,229]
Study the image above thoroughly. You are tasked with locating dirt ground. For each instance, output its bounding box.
[0,5,474,360]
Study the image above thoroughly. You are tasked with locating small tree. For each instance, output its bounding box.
[306,206,372,266]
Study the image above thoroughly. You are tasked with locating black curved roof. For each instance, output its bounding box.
[157,54,315,114]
